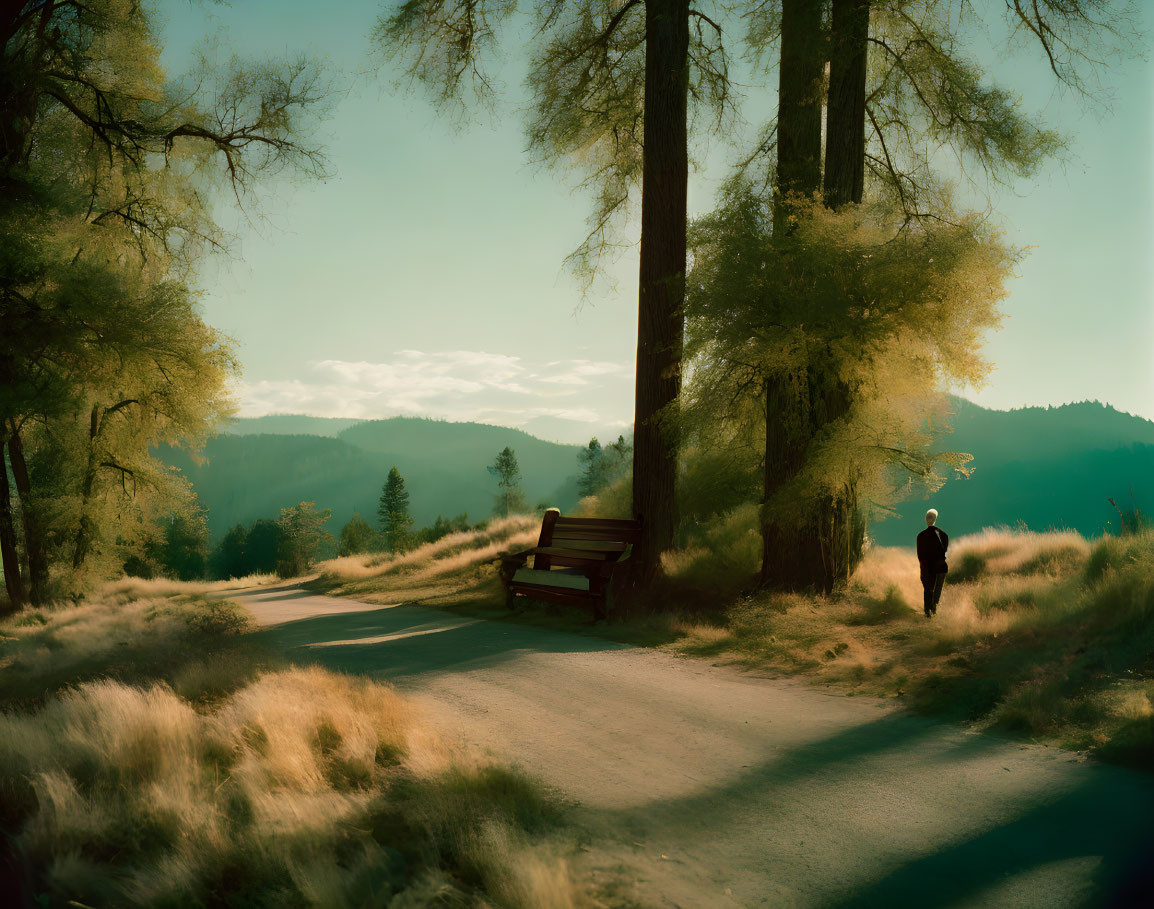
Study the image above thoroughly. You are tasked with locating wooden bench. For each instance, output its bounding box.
[498,508,643,619]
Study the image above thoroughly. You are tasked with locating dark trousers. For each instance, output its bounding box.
[921,570,946,615]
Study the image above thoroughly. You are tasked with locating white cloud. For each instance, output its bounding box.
[233,350,633,434]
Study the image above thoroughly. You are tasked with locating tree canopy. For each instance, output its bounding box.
[0,0,328,605]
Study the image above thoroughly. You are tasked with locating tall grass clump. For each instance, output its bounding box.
[0,592,265,711]
[660,504,761,607]
[0,586,580,906]
[0,669,577,907]
[317,516,539,585]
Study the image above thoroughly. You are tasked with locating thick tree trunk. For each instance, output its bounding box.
[7,428,47,605]
[773,0,825,237]
[631,0,690,582]
[761,0,826,590]
[0,446,24,609]
[824,0,870,208]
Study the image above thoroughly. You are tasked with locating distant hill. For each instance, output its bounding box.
[871,399,1154,544]
[167,401,1153,545]
[219,415,364,437]
[160,418,582,540]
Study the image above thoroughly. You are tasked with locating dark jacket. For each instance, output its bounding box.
[917,526,949,574]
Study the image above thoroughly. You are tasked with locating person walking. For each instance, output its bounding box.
[916,509,949,617]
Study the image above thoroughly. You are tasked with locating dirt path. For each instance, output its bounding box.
[236,586,1154,908]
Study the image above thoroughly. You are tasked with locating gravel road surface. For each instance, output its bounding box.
[235,585,1154,909]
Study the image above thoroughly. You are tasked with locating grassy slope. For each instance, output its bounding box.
[0,579,581,908]
[316,523,1154,770]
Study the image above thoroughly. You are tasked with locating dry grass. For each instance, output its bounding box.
[314,516,539,608]
[311,514,1154,768]
[663,527,1154,767]
[103,573,279,602]
[0,590,266,711]
[0,582,583,907]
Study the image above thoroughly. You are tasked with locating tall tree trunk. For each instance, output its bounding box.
[773,0,825,237]
[824,0,869,208]
[632,0,690,581]
[7,427,47,605]
[761,0,826,590]
[0,446,24,609]
[73,404,100,570]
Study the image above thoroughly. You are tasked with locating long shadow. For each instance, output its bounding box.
[576,709,1154,907]
[254,595,1154,905]
[259,603,627,682]
[820,771,1154,908]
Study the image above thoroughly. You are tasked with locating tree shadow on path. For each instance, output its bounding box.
[258,602,627,682]
[254,597,1154,907]
[579,710,1154,908]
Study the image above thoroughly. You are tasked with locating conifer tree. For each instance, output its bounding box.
[378,467,413,552]
[488,447,527,518]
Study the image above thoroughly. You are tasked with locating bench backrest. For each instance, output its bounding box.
[537,509,643,549]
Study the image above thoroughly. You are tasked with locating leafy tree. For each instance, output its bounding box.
[151,511,212,582]
[245,519,284,576]
[213,524,250,580]
[488,447,527,518]
[339,512,380,556]
[682,188,1011,590]
[0,0,327,606]
[276,502,333,578]
[378,466,414,552]
[688,0,1134,591]
[577,438,606,499]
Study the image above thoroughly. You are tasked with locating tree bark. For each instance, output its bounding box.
[7,427,47,605]
[773,0,825,236]
[760,0,869,593]
[72,404,101,570]
[0,445,24,609]
[824,0,869,209]
[631,0,690,581]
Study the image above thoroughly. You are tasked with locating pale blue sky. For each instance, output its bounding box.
[161,1,1153,442]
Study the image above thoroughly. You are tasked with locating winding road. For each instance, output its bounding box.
[235,585,1154,908]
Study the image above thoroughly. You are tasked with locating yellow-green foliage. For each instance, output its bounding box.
[681,186,1016,523]
[0,585,579,907]
[662,504,762,601]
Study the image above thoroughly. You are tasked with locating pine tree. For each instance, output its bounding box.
[378,466,413,552]
[488,447,527,518]
[577,438,606,499]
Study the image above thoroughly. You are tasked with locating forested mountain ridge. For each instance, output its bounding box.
[160,417,583,539]
[873,398,1154,544]
[163,402,1153,545]
[220,416,365,437]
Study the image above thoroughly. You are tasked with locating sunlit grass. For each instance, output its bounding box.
[0,581,581,907]
[663,526,1154,766]
[314,515,539,606]
[313,510,1154,767]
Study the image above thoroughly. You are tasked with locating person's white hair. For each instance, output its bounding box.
[925,508,938,526]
